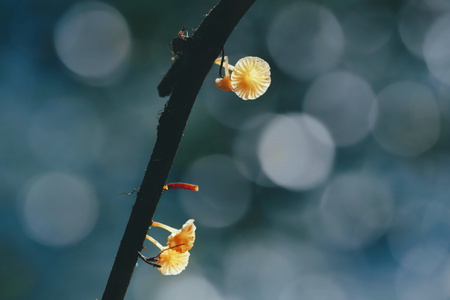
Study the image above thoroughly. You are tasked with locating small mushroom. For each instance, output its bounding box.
[214,56,271,100]
[151,219,196,253]
[215,76,233,91]
[214,56,233,91]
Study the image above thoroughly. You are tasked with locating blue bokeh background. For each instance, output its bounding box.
[3,0,450,299]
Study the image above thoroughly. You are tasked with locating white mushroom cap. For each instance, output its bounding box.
[231,56,271,100]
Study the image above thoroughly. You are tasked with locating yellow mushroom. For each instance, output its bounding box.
[151,219,196,253]
[215,76,233,91]
[214,56,233,91]
[157,247,190,276]
[214,56,271,100]
[145,235,190,276]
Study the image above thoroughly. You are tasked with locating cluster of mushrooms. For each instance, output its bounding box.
[139,183,198,276]
[142,219,196,276]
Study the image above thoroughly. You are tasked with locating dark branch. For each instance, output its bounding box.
[157,37,188,97]
[101,0,256,299]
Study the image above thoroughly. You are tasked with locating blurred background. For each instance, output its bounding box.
[2,0,450,299]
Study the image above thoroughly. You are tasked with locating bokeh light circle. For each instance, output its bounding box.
[399,242,448,276]
[232,113,276,187]
[28,98,104,170]
[21,172,98,247]
[54,2,131,83]
[387,206,450,277]
[267,2,344,80]
[303,71,376,146]
[424,13,450,86]
[395,266,450,300]
[370,81,440,157]
[180,154,251,228]
[342,8,393,55]
[399,3,437,58]
[257,113,334,191]
[320,172,394,249]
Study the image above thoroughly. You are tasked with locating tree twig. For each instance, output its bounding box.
[101,0,256,299]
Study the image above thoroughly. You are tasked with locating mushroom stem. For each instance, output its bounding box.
[146,235,164,250]
[214,57,234,75]
[151,221,180,234]
[224,57,230,77]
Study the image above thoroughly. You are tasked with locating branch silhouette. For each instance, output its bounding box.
[101,0,256,299]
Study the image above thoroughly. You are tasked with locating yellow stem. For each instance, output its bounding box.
[224,56,230,77]
[214,57,235,74]
[145,235,164,250]
[152,221,179,234]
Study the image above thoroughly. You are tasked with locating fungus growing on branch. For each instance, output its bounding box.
[143,235,190,276]
[214,56,271,100]
[151,219,196,253]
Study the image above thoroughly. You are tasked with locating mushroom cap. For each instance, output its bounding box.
[215,76,233,91]
[157,248,190,275]
[231,56,271,100]
[167,219,196,253]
